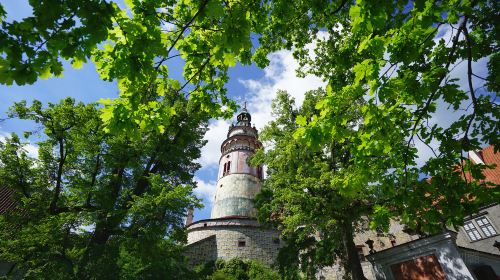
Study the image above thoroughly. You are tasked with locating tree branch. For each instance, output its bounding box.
[403,18,467,187]
[166,0,209,57]
[461,20,478,141]
[49,137,66,213]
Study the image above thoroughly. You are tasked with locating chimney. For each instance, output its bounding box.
[186,208,194,226]
[469,150,485,165]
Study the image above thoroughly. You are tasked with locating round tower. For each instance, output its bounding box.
[185,105,282,267]
[211,107,263,218]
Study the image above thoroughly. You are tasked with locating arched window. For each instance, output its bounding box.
[257,166,262,179]
[223,161,231,176]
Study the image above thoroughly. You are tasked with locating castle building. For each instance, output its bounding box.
[184,107,283,266]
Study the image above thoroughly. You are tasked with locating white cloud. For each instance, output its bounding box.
[198,119,230,168]
[193,176,216,206]
[23,143,39,158]
[0,131,39,159]
[240,50,326,131]
[198,48,326,173]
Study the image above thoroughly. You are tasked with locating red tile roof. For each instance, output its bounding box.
[471,145,500,185]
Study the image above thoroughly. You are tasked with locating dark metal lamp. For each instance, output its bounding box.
[365,239,376,254]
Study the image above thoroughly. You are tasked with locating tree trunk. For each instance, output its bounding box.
[340,217,366,280]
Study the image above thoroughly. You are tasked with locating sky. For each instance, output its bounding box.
[0,1,325,221]
[0,1,492,222]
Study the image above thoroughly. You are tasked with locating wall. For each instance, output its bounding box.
[353,219,419,256]
[459,247,500,276]
[211,174,261,218]
[186,218,283,266]
[317,262,376,280]
[184,235,218,267]
[456,204,500,255]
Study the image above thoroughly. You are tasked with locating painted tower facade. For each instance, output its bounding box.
[211,107,263,218]
[185,107,282,266]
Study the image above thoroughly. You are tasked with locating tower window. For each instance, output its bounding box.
[272,238,280,245]
[390,239,396,247]
[257,166,262,179]
[238,239,246,247]
[223,161,231,176]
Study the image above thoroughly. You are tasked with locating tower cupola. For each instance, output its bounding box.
[236,107,251,126]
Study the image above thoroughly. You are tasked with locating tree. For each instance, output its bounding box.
[1,0,497,155]
[252,90,375,279]
[252,0,498,233]
[252,1,498,278]
[252,1,498,277]
[0,96,207,279]
[0,0,115,85]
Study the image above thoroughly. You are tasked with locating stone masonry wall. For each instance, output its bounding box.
[211,174,261,218]
[186,218,283,266]
[185,235,217,267]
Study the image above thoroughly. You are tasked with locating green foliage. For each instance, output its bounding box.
[0,0,270,137]
[253,0,499,234]
[195,258,283,280]
[0,0,115,85]
[252,90,370,279]
[0,97,206,279]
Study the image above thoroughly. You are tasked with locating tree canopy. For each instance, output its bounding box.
[0,97,206,279]
[1,0,497,156]
[261,0,499,233]
[251,89,380,279]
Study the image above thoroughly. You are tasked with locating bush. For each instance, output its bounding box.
[195,258,283,280]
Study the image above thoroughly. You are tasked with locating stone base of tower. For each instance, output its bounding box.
[185,217,283,267]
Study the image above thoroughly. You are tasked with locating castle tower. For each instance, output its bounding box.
[185,105,282,267]
[211,106,263,218]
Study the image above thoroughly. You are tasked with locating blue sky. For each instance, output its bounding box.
[0,1,326,221]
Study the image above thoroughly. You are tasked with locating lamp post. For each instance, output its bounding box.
[365,239,376,254]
